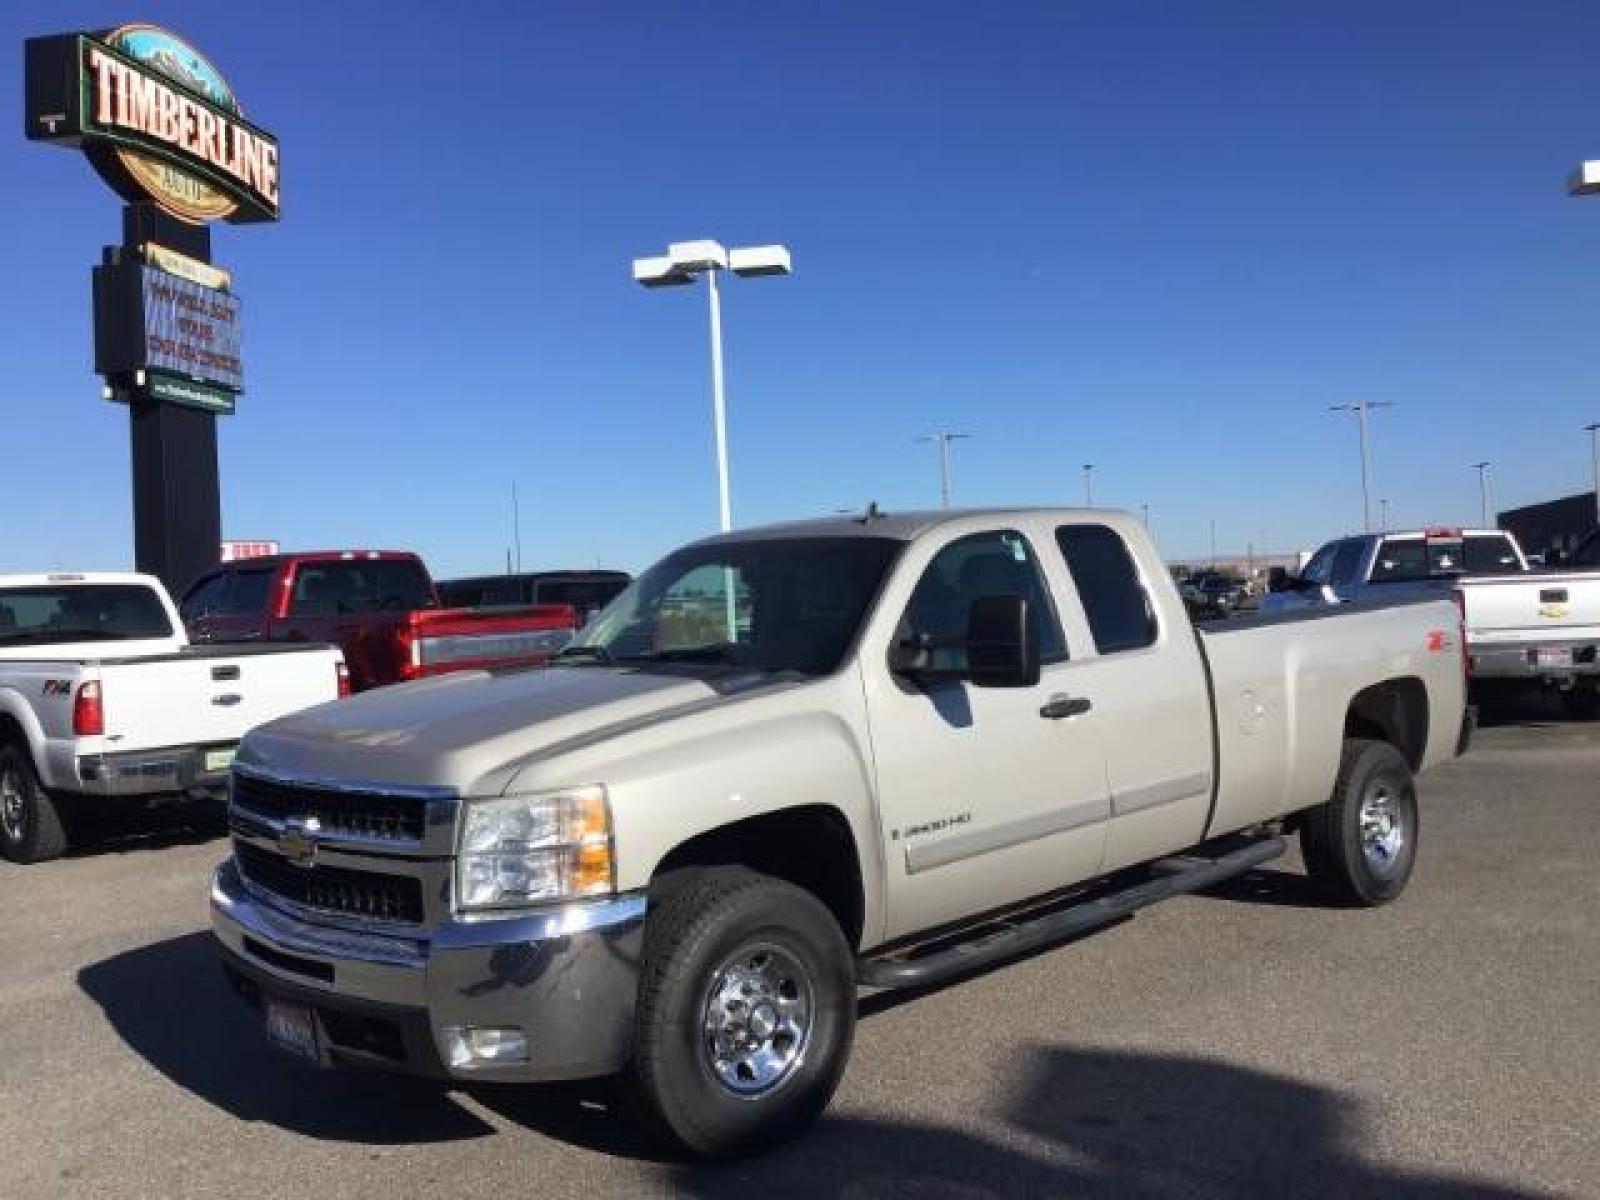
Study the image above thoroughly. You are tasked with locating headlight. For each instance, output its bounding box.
[456,785,614,911]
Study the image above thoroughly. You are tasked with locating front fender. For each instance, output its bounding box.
[504,680,886,949]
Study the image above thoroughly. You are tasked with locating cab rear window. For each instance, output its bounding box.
[0,584,173,644]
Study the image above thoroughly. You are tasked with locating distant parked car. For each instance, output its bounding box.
[436,570,631,624]
[1182,573,1246,618]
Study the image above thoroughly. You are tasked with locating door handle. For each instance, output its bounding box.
[1040,694,1092,720]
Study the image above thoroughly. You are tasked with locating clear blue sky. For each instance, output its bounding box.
[6,1,1600,576]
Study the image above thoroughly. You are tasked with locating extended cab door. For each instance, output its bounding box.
[1047,522,1215,872]
[863,523,1111,941]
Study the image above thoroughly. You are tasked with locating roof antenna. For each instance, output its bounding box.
[857,501,884,524]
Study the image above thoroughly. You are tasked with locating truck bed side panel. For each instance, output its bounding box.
[1199,599,1465,834]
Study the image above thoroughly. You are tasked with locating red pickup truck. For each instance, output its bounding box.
[179,551,577,692]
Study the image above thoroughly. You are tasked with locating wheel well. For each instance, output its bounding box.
[651,806,865,949]
[1345,678,1428,771]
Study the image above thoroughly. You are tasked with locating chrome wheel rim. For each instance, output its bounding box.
[1358,779,1406,874]
[701,942,813,1097]
[0,765,25,844]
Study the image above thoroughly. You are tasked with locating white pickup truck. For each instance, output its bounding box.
[0,572,347,863]
[1264,528,1600,717]
[209,509,1469,1157]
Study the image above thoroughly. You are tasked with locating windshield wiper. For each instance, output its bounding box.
[551,644,616,665]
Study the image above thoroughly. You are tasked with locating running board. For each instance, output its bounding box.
[856,834,1286,990]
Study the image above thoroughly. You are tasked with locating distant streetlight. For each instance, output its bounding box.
[1471,461,1493,529]
[917,432,971,509]
[1586,423,1600,527]
[1379,498,1389,531]
[632,239,792,534]
[1140,502,1149,527]
[1209,518,1218,569]
[1082,463,1095,507]
[1329,401,1395,533]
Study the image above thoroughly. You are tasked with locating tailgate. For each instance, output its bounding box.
[402,604,576,677]
[1462,573,1600,644]
[96,645,341,753]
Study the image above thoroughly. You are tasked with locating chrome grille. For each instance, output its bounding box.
[231,772,428,842]
[234,840,425,925]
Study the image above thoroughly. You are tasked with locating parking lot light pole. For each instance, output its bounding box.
[634,241,790,641]
[1379,499,1389,531]
[1471,462,1493,528]
[1083,463,1095,507]
[632,240,793,535]
[917,432,971,509]
[1586,423,1600,527]
[1329,401,1394,533]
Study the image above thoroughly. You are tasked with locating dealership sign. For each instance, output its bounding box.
[25,25,279,223]
[94,255,244,414]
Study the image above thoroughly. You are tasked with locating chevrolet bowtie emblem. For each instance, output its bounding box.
[277,815,322,868]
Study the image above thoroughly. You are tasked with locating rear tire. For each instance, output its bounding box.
[0,741,69,864]
[1300,738,1418,907]
[621,867,856,1159]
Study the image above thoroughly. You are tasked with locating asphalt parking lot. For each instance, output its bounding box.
[1,708,1596,1200]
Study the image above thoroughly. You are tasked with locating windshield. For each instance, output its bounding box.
[0,584,173,646]
[564,536,904,677]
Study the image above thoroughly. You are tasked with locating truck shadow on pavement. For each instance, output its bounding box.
[80,936,1549,1197]
[483,1043,1547,1199]
[76,931,494,1145]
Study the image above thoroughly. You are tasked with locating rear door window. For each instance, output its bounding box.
[1055,524,1157,653]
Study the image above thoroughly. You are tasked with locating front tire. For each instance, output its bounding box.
[0,741,69,864]
[1300,738,1418,907]
[622,867,856,1159]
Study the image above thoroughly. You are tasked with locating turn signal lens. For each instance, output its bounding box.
[335,661,352,698]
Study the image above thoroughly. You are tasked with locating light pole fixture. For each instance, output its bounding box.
[1082,463,1095,507]
[916,432,972,509]
[1471,461,1493,529]
[1586,423,1600,527]
[1568,161,1600,196]
[632,239,792,534]
[1329,400,1395,533]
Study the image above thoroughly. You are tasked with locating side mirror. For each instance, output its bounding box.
[965,594,1040,688]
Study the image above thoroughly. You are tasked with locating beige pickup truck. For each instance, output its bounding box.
[210,509,1470,1157]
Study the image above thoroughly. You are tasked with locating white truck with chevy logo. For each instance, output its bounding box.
[0,572,347,863]
[210,510,1470,1158]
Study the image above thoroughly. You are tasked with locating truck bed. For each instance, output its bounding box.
[1195,595,1467,836]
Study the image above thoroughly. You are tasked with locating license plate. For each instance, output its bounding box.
[1535,647,1571,668]
[204,747,236,773]
[264,999,322,1065]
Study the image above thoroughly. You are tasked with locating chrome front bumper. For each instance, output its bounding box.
[210,858,646,1082]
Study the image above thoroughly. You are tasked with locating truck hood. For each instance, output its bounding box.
[237,666,735,792]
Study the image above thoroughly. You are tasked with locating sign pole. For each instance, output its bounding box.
[121,204,222,594]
